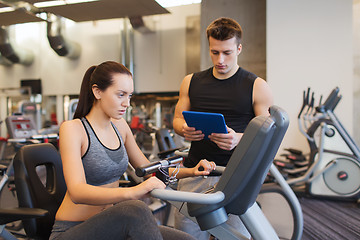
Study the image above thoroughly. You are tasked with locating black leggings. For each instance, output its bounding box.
[49,200,195,240]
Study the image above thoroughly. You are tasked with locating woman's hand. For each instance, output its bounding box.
[193,159,216,176]
[129,176,165,200]
[142,176,166,191]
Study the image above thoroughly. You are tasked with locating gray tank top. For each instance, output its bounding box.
[81,117,128,186]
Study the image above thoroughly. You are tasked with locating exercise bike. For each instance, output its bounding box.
[0,114,59,238]
[135,106,303,240]
[1,114,59,198]
[281,87,360,200]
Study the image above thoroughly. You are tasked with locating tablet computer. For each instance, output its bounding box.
[182,111,227,139]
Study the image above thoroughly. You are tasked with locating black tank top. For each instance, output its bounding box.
[185,67,256,167]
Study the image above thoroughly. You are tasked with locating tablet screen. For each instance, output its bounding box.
[182,111,227,139]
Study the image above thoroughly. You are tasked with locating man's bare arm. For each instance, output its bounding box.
[173,74,192,136]
[253,77,274,116]
[173,74,204,141]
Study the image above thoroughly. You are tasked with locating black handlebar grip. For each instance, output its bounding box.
[298,88,310,118]
[135,161,161,177]
[135,156,183,177]
[319,95,323,106]
[316,87,339,113]
[305,87,310,105]
[310,92,315,108]
[198,166,222,176]
[329,95,342,111]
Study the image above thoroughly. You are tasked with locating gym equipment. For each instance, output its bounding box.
[136,106,297,240]
[1,115,37,208]
[4,114,58,162]
[0,143,65,240]
[1,114,58,177]
[257,165,303,240]
[139,162,303,240]
[0,114,60,238]
[273,148,309,178]
[67,99,79,120]
[283,87,360,200]
[148,126,302,240]
[155,128,178,158]
[5,115,37,140]
[0,120,6,160]
[17,101,41,132]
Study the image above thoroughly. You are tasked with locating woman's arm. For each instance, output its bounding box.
[60,120,165,206]
[169,159,216,179]
[113,118,215,180]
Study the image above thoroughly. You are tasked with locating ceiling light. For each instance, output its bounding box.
[34,0,99,8]
[155,0,201,8]
[34,1,66,7]
[0,6,14,13]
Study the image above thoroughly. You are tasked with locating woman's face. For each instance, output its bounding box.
[95,73,133,120]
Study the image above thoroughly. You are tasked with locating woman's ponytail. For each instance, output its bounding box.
[73,66,96,119]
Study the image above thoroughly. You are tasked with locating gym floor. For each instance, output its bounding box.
[300,197,360,240]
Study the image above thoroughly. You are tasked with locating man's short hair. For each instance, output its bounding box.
[206,17,242,46]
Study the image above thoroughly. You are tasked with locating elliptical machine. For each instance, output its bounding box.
[280,87,360,200]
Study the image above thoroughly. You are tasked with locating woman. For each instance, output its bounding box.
[49,61,216,240]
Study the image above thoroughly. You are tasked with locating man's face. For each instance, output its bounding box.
[209,36,241,78]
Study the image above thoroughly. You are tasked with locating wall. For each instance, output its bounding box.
[133,4,200,93]
[0,4,200,136]
[267,0,354,153]
[354,0,360,146]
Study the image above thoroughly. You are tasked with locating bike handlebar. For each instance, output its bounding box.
[298,88,312,118]
[316,87,339,113]
[135,155,183,177]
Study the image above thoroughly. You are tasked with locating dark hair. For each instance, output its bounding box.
[206,17,242,46]
[73,61,132,119]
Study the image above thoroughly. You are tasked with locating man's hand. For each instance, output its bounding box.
[208,126,243,151]
[182,122,205,141]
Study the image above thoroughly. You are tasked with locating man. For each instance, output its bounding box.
[172,17,273,240]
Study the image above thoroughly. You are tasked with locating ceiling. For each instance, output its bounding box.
[0,0,169,26]
[0,8,43,25]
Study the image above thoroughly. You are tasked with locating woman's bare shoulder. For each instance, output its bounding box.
[60,119,84,135]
